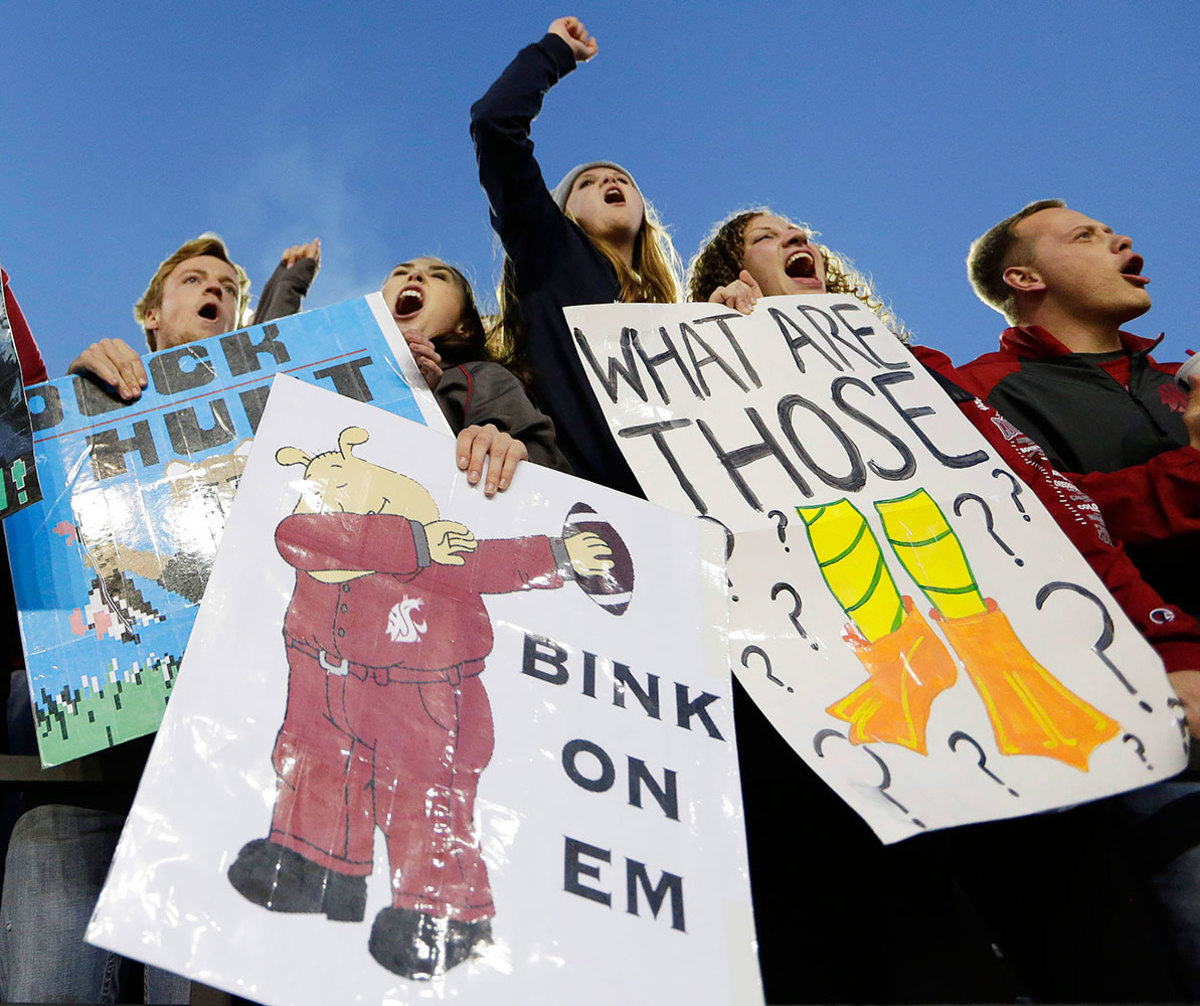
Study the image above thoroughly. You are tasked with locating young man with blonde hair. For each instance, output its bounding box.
[68,232,319,400]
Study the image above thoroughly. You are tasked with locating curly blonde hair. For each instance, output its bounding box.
[686,208,911,342]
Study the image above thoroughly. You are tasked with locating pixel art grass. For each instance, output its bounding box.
[34,652,180,765]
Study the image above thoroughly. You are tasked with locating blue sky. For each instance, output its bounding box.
[2,1,1197,379]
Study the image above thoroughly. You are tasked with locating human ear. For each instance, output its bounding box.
[1002,264,1045,294]
[142,308,160,350]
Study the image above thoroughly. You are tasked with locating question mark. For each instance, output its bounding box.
[770,582,819,650]
[861,747,926,829]
[991,469,1031,522]
[741,644,791,692]
[953,493,1023,566]
[11,459,28,506]
[1035,580,1151,712]
[948,731,1020,796]
[814,728,846,756]
[1166,698,1190,755]
[813,730,925,828]
[767,509,790,551]
[1122,733,1154,770]
[699,515,738,601]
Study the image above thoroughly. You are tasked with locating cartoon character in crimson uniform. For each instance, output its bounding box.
[227,426,615,980]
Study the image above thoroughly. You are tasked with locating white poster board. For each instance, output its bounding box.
[566,295,1186,843]
[88,376,760,1005]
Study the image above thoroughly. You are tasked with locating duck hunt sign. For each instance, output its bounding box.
[5,294,446,766]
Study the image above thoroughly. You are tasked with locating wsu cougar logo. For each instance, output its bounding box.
[386,597,428,643]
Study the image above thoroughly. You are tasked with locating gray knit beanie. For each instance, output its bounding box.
[551,161,641,211]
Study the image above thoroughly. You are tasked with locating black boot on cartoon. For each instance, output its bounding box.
[368,906,493,980]
[227,838,367,922]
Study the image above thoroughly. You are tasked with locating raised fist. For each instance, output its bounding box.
[548,16,598,62]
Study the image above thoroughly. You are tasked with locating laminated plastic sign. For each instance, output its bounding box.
[566,295,1187,843]
[0,254,42,518]
[87,375,759,1005]
[5,294,447,766]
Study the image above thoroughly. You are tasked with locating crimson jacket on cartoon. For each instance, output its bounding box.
[228,426,615,981]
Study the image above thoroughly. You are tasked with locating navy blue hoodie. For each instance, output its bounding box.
[471,33,643,497]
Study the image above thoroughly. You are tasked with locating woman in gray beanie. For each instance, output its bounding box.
[470,16,681,496]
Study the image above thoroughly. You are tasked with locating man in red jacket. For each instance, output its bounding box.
[1,267,47,753]
[958,200,1200,622]
[2,268,48,387]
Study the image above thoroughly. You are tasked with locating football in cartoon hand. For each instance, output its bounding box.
[563,502,635,616]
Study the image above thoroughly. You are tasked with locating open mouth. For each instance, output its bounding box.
[1121,254,1149,285]
[198,302,220,321]
[604,187,625,205]
[394,288,424,318]
[784,250,817,279]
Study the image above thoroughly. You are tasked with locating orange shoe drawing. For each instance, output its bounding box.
[829,597,959,754]
[933,599,1120,771]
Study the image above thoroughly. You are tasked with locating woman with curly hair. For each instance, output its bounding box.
[686,208,1197,1004]
[688,208,907,338]
[470,15,682,495]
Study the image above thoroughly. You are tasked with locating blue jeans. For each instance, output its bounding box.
[0,803,191,1003]
[1,671,190,1004]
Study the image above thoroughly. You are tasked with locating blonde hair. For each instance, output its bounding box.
[493,195,683,366]
[570,196,683,306]
[134,233,250,351]
[686,208,911,342]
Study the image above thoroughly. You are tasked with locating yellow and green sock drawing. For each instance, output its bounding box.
[798,499,957,755]
[800,489,1119,769]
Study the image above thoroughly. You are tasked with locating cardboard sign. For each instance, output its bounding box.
[566,295,1186,842]
[5,294,446,765]
[87,376,759,1005]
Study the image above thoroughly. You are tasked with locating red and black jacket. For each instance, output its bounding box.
[957,326,1200,618]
